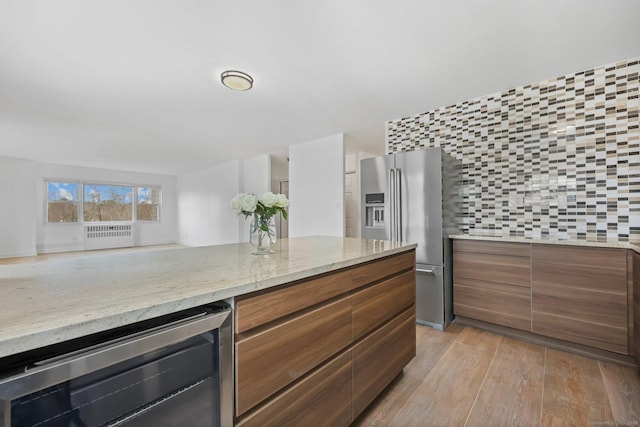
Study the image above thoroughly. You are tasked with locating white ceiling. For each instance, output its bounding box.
[1,1,639,175]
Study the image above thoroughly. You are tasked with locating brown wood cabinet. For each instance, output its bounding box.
[352,306,416,419]
[234,250,416,425]
[453,240,532,331]
[631,250,640,362]
[236,297,352,414]
[350,251,415,289]
[235,269,351,334]
[453,239,636,357]
[351,270,414,340]
[236,351,353,427]
[531,244,628,354]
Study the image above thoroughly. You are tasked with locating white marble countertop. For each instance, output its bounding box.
[449,233,639,252]
[0,236,416,359]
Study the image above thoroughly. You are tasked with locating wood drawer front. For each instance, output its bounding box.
[352,306,416,419]
[454,251,531,287]
[235,270,351,334]
[532,284,627,328]
[532,311,628,354]
[237,351,353,427]
[453,277,531,331]
[454,240,530,257]
[236,297,352,415]
[350,251,415,290]
[352,270,415,340]
[532,254,626,294]
[533,263,626,294]
[633,251,640,360]
[532,244,627,271]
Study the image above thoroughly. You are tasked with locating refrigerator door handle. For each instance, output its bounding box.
[389,168,395,241]
[396,168,402,241]
[416,268,435,274]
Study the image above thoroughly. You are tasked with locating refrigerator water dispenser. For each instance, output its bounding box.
[364,193,385,228]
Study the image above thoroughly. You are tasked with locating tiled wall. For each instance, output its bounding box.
[386,58,640,243]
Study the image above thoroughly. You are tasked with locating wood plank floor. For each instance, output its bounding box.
[354,324,640,427]
[0,243,185,264]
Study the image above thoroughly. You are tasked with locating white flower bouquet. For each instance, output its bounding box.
[230,191,289,221]
[231,192,289,253]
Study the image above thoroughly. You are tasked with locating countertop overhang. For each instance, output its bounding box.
[0,236,416,359]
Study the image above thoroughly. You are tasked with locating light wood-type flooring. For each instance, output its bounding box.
[0,243,185,265]
[354,323,640,427]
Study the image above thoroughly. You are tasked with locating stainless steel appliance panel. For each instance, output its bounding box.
[395,149,443,266]
[361,155,394,240]
[415,264,445,330]
[69,339,214,426]
[361,148,459,330]
[0,305,232,427]
[113,377,215,427]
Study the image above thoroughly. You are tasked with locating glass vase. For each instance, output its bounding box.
[249,214,276,255]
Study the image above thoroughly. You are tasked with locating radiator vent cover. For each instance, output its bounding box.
[84,224,134,250]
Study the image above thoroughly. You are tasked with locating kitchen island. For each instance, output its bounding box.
[0,236,417,426]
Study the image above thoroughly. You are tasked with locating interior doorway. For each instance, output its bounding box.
[278,180,289,239]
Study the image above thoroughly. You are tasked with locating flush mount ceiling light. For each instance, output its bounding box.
[221,70,253,91]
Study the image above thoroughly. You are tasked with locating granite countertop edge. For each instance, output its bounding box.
[0,237,417,359]
[449,234,639,252]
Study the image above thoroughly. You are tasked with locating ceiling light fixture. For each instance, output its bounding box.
[221,70,253,91]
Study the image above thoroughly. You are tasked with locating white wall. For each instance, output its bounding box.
[0,156,37,258]
[238,155,271,242]
[176,155,271,246]
[289,134,344,237]
[36,162,178,253]
[177,160,241,246]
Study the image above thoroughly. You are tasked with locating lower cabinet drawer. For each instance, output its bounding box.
[236,351,353,427]
[352,270,415,340]
[350,251,415,290]
[352,306,416,419]
[532,312,628,354]
[453,250,531,287]
[532,245,628,354]
[454,276,531,331]
[235,297,352,416]
[235,269,351,334]
[633,251,640,361]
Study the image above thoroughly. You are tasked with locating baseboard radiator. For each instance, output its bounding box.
[84,224,134,251]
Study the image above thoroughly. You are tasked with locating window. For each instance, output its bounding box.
[136,187,161,221]
[45,180,162,224]
[83,184,133,222]
[46,182,79,223]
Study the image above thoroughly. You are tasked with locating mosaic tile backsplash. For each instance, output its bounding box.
[387,58,640,243]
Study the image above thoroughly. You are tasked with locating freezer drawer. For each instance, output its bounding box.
[416,265,445,330]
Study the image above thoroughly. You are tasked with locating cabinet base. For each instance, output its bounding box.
[416,319,444,331]
[454,316,638,368]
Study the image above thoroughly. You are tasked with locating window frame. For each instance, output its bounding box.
[43,179,162,225]
[135,186,162,222]
[83,182,134,223]
[44,180,81,224]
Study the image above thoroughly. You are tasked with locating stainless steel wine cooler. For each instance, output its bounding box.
[0,303,232,427]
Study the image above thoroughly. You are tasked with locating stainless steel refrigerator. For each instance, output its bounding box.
[361,148,459,330]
